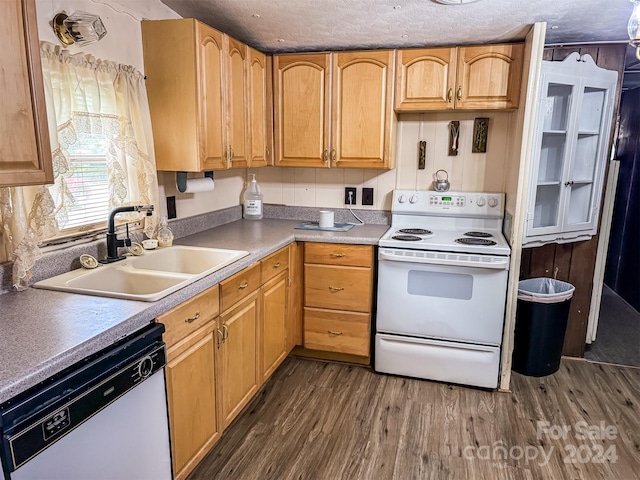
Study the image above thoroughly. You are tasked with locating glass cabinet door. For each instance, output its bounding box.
[563,80,611,233]
[527,73,578,236]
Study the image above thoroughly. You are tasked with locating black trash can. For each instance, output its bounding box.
[512,278,575,377]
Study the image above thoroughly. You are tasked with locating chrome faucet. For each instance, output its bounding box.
[105,205,154,262]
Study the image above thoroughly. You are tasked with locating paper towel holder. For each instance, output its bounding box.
[176,171,214,193]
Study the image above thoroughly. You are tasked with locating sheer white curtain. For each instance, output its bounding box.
[0,42,159,290]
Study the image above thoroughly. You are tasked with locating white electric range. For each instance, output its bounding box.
[375,190,511,389]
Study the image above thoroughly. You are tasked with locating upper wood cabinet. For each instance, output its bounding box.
[142,19,268,171]
[274,51,395,169]
[395,43,524,111]
[248,48,272,168]
[273,54,331,168]
[0,0,53,187]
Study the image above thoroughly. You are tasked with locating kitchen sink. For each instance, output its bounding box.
[32,246,249,301]
[129,246,248,275]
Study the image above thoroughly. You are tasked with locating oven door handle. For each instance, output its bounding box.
[379,251,510,270]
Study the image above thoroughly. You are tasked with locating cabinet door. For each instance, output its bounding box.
[197,23,227,170]
[331,51,395,169]
[563,76,615,235]
[526,72,579,239]
[395,47,457,111]
[227,36,249,169]
[261,271,289,382]
[0,0,52,187]
[248,47,271,167]
[274,54,331,167]
[456,44,523,110]
[166,321,221,480]
[218,291,259,428]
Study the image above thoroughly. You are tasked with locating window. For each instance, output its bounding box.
[62,133,110,232]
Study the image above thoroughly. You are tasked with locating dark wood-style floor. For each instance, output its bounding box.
[189,357,640,480]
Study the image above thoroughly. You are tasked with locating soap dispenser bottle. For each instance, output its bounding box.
[157,216,174,247]
[243,173,263,220]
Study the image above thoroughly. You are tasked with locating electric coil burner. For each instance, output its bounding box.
[455,237,497,246]
[464,231,493,238]
[398,228,433,235]
[376,190,511,390]
[392,234,422,241]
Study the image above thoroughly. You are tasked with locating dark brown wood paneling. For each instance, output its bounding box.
[521,44,626,357]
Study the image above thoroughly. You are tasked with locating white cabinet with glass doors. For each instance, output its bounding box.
[523,53,618,247]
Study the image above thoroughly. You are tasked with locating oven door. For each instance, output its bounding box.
[376,248,510,345]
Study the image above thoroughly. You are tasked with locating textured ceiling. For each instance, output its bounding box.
[161,0,634,53]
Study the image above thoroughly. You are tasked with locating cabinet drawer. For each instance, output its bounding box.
[304,307,370,357]
[158,284,220,349]
[304,264,372,312]
[261,246,290,284]
[221,262,261,311]
[304,243,373,267]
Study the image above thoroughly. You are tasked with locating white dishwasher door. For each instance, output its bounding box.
[11,370,171,480]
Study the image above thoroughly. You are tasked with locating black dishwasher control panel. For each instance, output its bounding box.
[0,323,166,474]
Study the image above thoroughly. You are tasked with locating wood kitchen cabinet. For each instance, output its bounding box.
[248,47,273,167]
[303,243,374,359]
[273,51,395,169]
[218,264,261,428]
[395,43,524,111]
[0,0,53,187]
[158,285,221,480]
[142,19,265,171]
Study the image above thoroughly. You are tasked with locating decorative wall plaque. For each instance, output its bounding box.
[448,121,460,156]
[472,117,490,153]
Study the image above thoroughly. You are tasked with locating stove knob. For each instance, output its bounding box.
[488,197,499,208]
[398,194,407,203]
[409,194,418,204]
[476,197,486,207]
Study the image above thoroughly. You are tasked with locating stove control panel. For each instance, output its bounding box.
[392,190,504,218]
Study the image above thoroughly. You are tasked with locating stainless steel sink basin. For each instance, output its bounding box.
[33,246,249,301]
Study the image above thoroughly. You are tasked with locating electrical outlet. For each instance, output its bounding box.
[166,196,177,219]
[344,187,357,205]
[362,188,374,206]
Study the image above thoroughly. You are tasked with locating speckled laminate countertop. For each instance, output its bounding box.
[0,219,387,404]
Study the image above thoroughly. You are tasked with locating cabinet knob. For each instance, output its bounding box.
[457,86,463,101]
[447,87,453,103]
[323,149,329,163]
[564,181,574,186]
[216,328,224,348]
[330,149,337,165]
[222,324,229,340]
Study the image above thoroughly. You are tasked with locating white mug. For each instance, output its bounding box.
[319,210,334,228]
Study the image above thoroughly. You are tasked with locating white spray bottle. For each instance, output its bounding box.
[243,173,263,220]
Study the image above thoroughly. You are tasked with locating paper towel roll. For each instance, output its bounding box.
[182,177,214,193]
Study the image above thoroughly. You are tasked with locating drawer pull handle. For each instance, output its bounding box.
[330,253,345,258]
[273,262,281,268]
[222,324,229,340]
[238,282,249,290]
[185,312,200,323]
[216,328,224,348]
[328,330,343,335]
[457,85,462,101]
[328,286,344,292]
